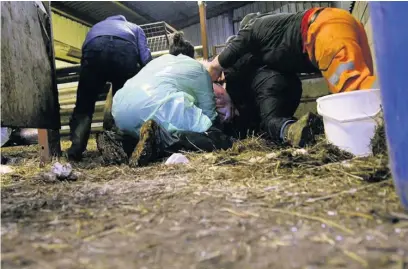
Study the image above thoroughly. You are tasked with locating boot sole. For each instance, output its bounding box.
[96,131,128,165]
[129,120,159,167]
[298,113,324,148]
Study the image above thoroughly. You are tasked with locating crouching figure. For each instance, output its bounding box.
[96,33,235,167]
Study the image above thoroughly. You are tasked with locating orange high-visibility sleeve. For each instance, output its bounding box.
[304,8,378,93]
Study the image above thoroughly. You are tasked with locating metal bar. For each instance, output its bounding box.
[60,126,103,137]
[151,45,203,58]
[165,23,178,33]
[59,93,108,106]
[57,75,80,84]
[61,115,104,126]
[140,21,167,28]
[56,65,81,76]
[198,1,209,60]
[163,21,171,48]
[60,104,105,116]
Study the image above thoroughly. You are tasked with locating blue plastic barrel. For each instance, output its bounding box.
[370,2,408,210]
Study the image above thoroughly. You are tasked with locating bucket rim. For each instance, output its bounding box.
[316,88,381,104]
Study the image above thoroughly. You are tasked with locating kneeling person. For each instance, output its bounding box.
[97,33,234,166]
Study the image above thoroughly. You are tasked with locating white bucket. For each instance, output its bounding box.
[316,89,382,157]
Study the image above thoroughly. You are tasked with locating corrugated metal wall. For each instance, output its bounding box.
[181,1,333,56]
[351,1,376,74]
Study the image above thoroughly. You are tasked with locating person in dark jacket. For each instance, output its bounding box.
[220,38,261,138]
[222,35,303,144]
[206,8,378,147]
[67,15,152,161]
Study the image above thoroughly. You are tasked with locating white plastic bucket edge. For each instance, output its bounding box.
[316,89,382,123]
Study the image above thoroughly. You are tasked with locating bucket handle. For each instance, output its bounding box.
[317,103,382,123]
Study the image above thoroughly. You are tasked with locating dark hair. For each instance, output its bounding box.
[169,32,195,59]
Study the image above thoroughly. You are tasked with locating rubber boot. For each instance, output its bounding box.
[66,114,92,161]
[284,112,324,148]
[96,130,129,165]
[129,120,163,167]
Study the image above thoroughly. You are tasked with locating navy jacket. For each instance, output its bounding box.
[84,15,152,66]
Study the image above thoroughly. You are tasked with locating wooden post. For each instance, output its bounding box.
[39,1,61,166]
[198,1,209,60]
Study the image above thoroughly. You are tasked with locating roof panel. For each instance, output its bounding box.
[53,1,150,24]
[53,1,253,29]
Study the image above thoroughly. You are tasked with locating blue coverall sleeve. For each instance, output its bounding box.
[133,25,152,66]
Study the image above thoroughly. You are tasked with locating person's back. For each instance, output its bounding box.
[112,54,217,137]
[214,11,319,76]
[83,15,151,66]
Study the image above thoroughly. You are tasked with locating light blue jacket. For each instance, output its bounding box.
[112,54,217,138]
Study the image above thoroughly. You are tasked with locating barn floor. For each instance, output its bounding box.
[1,137,407,269]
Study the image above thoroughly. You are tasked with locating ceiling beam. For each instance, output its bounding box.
[173,1,254,29]
[118,2,159,22]
[110,1,150,24]
[51,1,152,27]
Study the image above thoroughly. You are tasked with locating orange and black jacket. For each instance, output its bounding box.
[218,11,319,74]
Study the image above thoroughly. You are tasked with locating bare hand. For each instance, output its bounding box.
[208,65,222,82]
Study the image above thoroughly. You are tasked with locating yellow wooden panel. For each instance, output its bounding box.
[55,60,75,69]
[52,12,90,50]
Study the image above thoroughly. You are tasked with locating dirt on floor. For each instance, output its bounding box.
[1,136,407,269]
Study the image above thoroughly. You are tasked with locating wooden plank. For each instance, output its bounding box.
[54,40,81,63]
[38,129,50,166]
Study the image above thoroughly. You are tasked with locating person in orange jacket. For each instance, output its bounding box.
[206,7,377,147]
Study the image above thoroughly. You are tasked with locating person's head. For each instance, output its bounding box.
[213,83,239,123]
[169,32,195,59]
[239,12,260,30]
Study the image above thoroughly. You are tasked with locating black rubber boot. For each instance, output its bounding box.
[284,112,324,148]
[66,114,93,162]
[96,130,129,165]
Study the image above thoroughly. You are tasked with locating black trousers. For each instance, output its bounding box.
[69,36,141,153]
[73,36,141,118]
[251,67,302,141]
[224,67,302,142]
